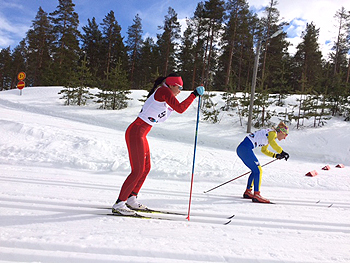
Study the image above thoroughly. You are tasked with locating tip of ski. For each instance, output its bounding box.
[224,220,232,225]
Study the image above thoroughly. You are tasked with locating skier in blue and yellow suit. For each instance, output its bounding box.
[236,122,290,203]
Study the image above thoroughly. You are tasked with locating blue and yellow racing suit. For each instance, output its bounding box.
[236,129,283,192]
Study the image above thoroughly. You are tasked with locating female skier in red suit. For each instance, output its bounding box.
[112,73,205,215]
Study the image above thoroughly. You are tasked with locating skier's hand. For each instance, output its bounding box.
[276,151,289,161]
[192,86,205,97]
[275,153,283,160]
[282,151,289,161]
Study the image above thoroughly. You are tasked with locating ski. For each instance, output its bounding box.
[105,211,232,225]
[263,199,334,207]
[136,210,235,224]
[98,206,235,220]
[139,208,235,220]
[106,213,171,221]
[236,196,336,207]
[129,207,186,216]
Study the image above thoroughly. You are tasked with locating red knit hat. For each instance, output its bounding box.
[165,76,183,87]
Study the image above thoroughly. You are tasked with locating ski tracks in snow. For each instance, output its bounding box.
[1,170,350,262]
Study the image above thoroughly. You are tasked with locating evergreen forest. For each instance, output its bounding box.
[1,0,349,126]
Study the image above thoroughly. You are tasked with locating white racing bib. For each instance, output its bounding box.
[247,128,273,148]
[138,89,173,126]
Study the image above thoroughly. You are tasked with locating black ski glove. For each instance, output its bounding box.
[275,151,289,161]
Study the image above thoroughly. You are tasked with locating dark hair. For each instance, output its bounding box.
[146,72,180,98]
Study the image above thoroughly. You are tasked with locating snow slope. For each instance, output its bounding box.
[0,87,349,263]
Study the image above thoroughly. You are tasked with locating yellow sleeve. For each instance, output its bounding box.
[261,131,283,157]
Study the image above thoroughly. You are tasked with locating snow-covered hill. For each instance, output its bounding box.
[0,87,349,263]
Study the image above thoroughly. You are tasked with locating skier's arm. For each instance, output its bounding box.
[261,131,283,157]
[154,86,195,113]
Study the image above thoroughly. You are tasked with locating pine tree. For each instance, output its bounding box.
[258,0,290,94]
[262,31,290,91]
[331,7,350,77]
[137,37,158,90]
[270,60,292,101]
[179,2,207,90]
[100,11,128,82]
[217,0,257,92]
[95,59,130,110]
[177,20,196,89]
[292,22,334,125]
[59,55,94,106]
[253,92,275,128]
[0,47,13,90]
[259,0,279,89]
[26,7,54,86]
[221,91,239,111]
[81,17,104,80]
[201,93,221,123]
[11,40,27,89]
[49,0,81,85]
[293,22,323,94]
[108,63,131,110]
[126,14,143,89]
[156,7,181,76]
[200,0,225,88]
[327,7,350,117]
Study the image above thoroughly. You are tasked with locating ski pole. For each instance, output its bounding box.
[203,159,278,194]
[186,95,201,221]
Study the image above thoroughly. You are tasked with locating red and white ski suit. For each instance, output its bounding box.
[117,85,196,201]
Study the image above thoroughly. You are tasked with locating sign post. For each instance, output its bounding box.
[17,81,25,95]
[17,72,26,95]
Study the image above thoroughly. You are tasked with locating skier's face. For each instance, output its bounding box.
[169,84,182,96]
[277,131,287,141]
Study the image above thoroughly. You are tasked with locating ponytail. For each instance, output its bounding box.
[147,76,166,98]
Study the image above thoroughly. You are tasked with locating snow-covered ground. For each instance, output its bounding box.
[0,86,349,263]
